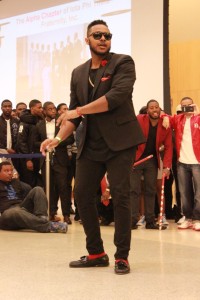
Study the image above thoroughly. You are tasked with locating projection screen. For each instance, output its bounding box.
[0,0,168,114]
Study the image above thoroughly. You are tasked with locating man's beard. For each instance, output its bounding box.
[89,44,111,57]
[149,114,160,120]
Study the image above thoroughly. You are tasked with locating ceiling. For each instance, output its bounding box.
[0,0,200,42]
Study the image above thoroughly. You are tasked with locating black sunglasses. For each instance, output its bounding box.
[89,31,112,41]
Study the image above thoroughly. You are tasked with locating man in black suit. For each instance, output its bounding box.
[41,19,145,274]
[35,101,74,224]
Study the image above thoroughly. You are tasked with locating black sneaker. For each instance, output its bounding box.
[69,254,109,268]
[146,222,167,230]
[115,259,130,275]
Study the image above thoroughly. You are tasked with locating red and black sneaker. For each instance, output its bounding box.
[115,259,130,275]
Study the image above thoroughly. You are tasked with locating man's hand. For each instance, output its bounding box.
[191,104,199,115]
[40,138,59,156]
[6,148,16,154]
[56,109,80,126]
[163,168,170,179]
[101,190,110,206]
[162,116,170,129]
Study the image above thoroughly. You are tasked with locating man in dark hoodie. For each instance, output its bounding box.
[17,99,44,187]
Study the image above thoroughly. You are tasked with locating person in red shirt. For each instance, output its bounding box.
[130,99,172,230]
[163,97,200,230]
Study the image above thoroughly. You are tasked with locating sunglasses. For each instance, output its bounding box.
[89,31,112,41]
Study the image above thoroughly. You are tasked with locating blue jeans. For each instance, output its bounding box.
[0,187,50,232]
[177,162,200,220]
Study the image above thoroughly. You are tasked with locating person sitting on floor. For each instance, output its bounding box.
[0,161,67,233]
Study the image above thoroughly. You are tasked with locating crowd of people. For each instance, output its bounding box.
[1,19,200,275]
[0,99,80,224]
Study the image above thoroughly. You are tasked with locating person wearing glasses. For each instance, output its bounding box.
[40,19,145,275]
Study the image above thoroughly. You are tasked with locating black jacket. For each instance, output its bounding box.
[0,179,31,212]
[17,109,43,154]
[0,115,19,150]
[69,53,145,158]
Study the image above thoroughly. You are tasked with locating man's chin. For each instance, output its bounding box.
[149,115,159,120]
[90,45,110,57]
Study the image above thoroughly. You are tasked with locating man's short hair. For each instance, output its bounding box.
[180,96,193,103]
[43,101,54,110]
[87,19,108,36]
[29,99,41,109]
[0,161,12,172]
[1,99,12,107]
[57,103,67,111]
[16,102,27,109]
[146,99,159,108]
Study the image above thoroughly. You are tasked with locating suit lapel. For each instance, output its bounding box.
[82,60,91,105]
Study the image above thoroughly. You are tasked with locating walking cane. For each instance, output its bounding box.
[133,154,153,167]
[45,150,51,219]
[159,173,166,230]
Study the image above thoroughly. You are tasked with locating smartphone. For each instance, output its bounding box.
[181,106,194,112]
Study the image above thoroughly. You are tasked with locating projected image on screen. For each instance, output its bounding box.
[16,24,87,101]
[0,0,165,113]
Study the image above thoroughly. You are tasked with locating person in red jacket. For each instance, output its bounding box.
[163,97,200,231]
[130,99,172,230]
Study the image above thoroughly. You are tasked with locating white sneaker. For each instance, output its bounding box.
[161,214,169,225]
[137,215,145,226]
[177,219,193,229]
[193,222,200,231]
[177,215,186,225]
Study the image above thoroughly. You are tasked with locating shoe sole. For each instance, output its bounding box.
[178,227,193,230]
[115,269,130,275]
[69,262,109,268]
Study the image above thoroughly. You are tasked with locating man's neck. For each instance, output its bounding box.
[90,52,106,69]
[2,114,10,120]
[46,117,55,122]
[91,58,101,69]
[149,117,159,127]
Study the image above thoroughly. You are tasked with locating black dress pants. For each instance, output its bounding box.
[74,147,136,260]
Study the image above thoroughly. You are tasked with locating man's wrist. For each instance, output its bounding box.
[76,107,83,116]
[55,136,62,143]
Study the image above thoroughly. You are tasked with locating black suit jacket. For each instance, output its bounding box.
[69,52,145,158]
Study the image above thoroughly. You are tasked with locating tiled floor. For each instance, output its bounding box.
[1,220,200,300]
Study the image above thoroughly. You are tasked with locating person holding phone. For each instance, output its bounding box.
[162,97,200,230]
